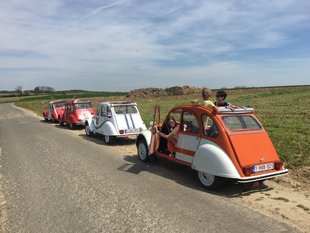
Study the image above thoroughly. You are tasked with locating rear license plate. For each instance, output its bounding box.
[125,129,137,133]
[252,163,274,173]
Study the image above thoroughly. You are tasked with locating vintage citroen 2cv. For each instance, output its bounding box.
[42,100,67,123]
[59,99,95,129]
[85,102,147,144]
[136,105,288,190]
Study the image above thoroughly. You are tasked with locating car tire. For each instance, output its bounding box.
[85,124,93,137]
[137,139,149,162]
[59,117,64,126]
[196,171,223,190]
[43,114,48,121]
[69,123,75,130]
[104,135,114,145]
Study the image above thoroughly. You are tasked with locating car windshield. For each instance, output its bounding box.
[222,116,262,131]
[74,102,92,109]
[113,105,137,114]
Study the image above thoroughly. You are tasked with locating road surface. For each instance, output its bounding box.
[0,103,299,233]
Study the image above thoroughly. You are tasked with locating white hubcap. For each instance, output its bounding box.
[198,172,215,186]
[138,142,147,160]
[85,126,90,135]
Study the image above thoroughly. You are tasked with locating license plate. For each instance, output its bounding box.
[125,129,137,133]
[252,163,274,173]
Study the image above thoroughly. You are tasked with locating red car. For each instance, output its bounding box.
[43,100,67,123]
[59,99,95,129]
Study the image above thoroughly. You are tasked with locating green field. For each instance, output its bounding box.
[14,86,310,168]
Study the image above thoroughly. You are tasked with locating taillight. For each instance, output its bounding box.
[119,130,124,134]
[243,166,253,176]
[275,161,284,170]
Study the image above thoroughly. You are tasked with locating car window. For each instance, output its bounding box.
[222,116,262,131]
[74,102,91,109]
[107,106,112,117]
[54,102,66,108]
[202,114,218,137]
[101,105,106,117]
[96,106,101,116]
[182,111,200,134]
[113,105,137,114]
[161,111,182,134]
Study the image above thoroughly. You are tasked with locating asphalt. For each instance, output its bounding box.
[0,103,300,233]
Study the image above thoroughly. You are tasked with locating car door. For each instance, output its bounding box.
[63,104,70,123]
[93,105,102,134]
[48,103,52,120]
[175,111,201,164]
[95,104,109,135]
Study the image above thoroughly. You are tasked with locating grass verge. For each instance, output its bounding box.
[13,86,310,168]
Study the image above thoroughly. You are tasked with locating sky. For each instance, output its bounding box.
[0,0,310,91]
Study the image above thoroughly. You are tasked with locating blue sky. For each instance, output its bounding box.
[0,0,310,91]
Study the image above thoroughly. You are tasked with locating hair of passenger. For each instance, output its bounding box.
[201,87,213,100]
[216,90,227,100]
[168,116,176,123]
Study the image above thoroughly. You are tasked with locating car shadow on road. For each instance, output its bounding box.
[118,155,274,198]
[54,124,85,131]
[79,134,136,146]
[40,119,53,123]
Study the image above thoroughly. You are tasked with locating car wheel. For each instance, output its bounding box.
[104,135,114,145]
[59,117,64,126]
[69,123,75,130]
[85,124,93,136]
[137,139,149,162]
[197,171,223,190]
[43,115,48,121]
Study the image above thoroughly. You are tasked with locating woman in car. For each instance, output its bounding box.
[155,116,179,155]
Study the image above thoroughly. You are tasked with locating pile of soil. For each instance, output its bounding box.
[128,86,200,98]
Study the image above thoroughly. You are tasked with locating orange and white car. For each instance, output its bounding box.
[43,100,67,123]
[136,105,288,190]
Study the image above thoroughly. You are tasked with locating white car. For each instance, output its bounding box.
[85,102,147,144]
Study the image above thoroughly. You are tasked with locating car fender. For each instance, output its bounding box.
[192,143,241,179]
[101,121,119,135]
[136,130,152,149]
[43,110,48,118]
[85,117,95,132]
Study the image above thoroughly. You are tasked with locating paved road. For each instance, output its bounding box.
[0,103,299,233]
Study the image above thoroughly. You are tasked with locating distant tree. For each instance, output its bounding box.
[15,86,23,96]
[34,86,55,93]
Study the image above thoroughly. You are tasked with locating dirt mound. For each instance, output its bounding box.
[128,86,200,98]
